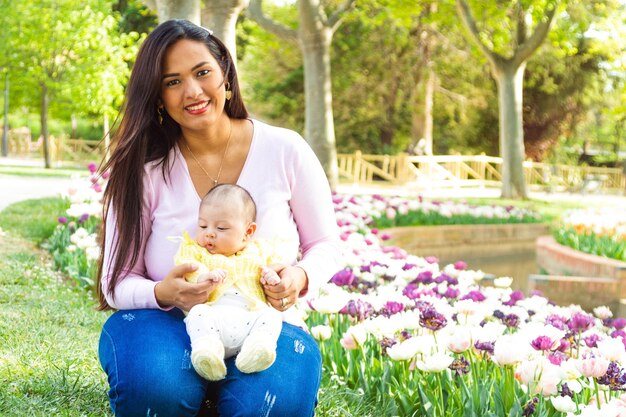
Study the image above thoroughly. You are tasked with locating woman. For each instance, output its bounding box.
[97,19,340,417]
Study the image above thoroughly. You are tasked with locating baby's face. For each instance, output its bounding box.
[196,202,254,256]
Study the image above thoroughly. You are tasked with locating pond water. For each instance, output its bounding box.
[439,249,539,295]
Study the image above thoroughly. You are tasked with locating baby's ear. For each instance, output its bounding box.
[245,222,257,240]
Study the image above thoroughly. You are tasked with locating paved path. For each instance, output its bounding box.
[0,174,75,212]
[1,153,624,212]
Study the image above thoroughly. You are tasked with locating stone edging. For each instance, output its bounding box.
[385,223,550,260]
[535,235,626,280]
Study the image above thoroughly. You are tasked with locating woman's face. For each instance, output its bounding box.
[160,39,228,132]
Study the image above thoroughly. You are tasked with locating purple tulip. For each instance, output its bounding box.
[522,398,538,416]
[340,299,373,321]
[503,290,525,306]
[584,334,602,348]
[402,283,419,300]
[379,337,397,355]
[78,213,89,224]
[460,290,486,302]
[502,314,520,329]
[331,269,355,287]
[58,216,68,224]
[545,314,567,331]
[531,336,555,351]
[402,263,417,271]
[597,362,626,390]
[568,312,594,333]
[413,270,433,285]
[474,341,494,355]
[449,356,470,375]
[548,351,568,366]
[443,287,459,299]
[611,329,626,339]
[380,301,404,317]
[557,338,571,353]
[613,318,626,330]
[419,306,447,331]
[559,382,573,397]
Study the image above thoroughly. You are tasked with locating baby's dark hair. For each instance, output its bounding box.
[201,184,257,222]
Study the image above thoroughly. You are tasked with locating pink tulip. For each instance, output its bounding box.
[579,356,610,378]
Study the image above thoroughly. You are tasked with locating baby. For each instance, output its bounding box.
[174,184,284,381]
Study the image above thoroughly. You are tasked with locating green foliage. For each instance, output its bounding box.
[0,198,68,244]
[238,11,304,132]
[1,0,138,123]
[372,208,543,229]
[306,312,542,416]
[43,216,101,288]
[553,227,626,261]
[0,233,110,416]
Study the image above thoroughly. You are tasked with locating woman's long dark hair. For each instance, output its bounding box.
[96,20,248,310]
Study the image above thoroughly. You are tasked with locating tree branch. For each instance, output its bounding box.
[328,0,356,33]
[513,2,559,65]
[515,0,527,48]
[247,0,298,41]
[455,0,504,68]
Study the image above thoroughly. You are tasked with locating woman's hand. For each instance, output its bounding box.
[262,264,308,311]
[154,263,220,311]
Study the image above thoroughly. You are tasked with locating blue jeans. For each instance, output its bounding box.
[98,309,322,417]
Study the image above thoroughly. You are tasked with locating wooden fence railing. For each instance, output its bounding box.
[338,151,626,192]
[7,134,105,163]
[7,134,625,192]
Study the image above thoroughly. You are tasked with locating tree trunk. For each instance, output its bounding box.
[155,0,200,24]
[495,62,527,198]
[2,73,8,157]
[71,113,77,139]
[41,83,50,169]
[299,28,338,190]
[423,64,435,155]
[201,0,247,65]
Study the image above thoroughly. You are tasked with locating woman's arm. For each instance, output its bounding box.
[288,137,342,296]
[100,205,162,310]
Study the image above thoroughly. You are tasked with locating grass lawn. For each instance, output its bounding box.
[0,199,110,416]
[0,165,86,178]
[0,198,379,416]
[0,191,606,416]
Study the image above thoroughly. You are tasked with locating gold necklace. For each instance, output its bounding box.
[183,119,233,187]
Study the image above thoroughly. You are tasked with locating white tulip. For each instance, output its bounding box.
[550,396,577,413]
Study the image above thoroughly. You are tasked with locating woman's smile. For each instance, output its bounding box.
[185,100,210,114]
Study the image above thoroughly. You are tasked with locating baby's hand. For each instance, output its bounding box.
[197,268,227,283]
[261,266,281,285]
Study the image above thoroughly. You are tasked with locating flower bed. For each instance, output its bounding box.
[43,162,107,287]
[553,208,626,262]
[355,194,543,229]
[45,180,626,415]
[303,194,626,415]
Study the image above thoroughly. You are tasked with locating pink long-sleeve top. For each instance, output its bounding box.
[101,119,341,311]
